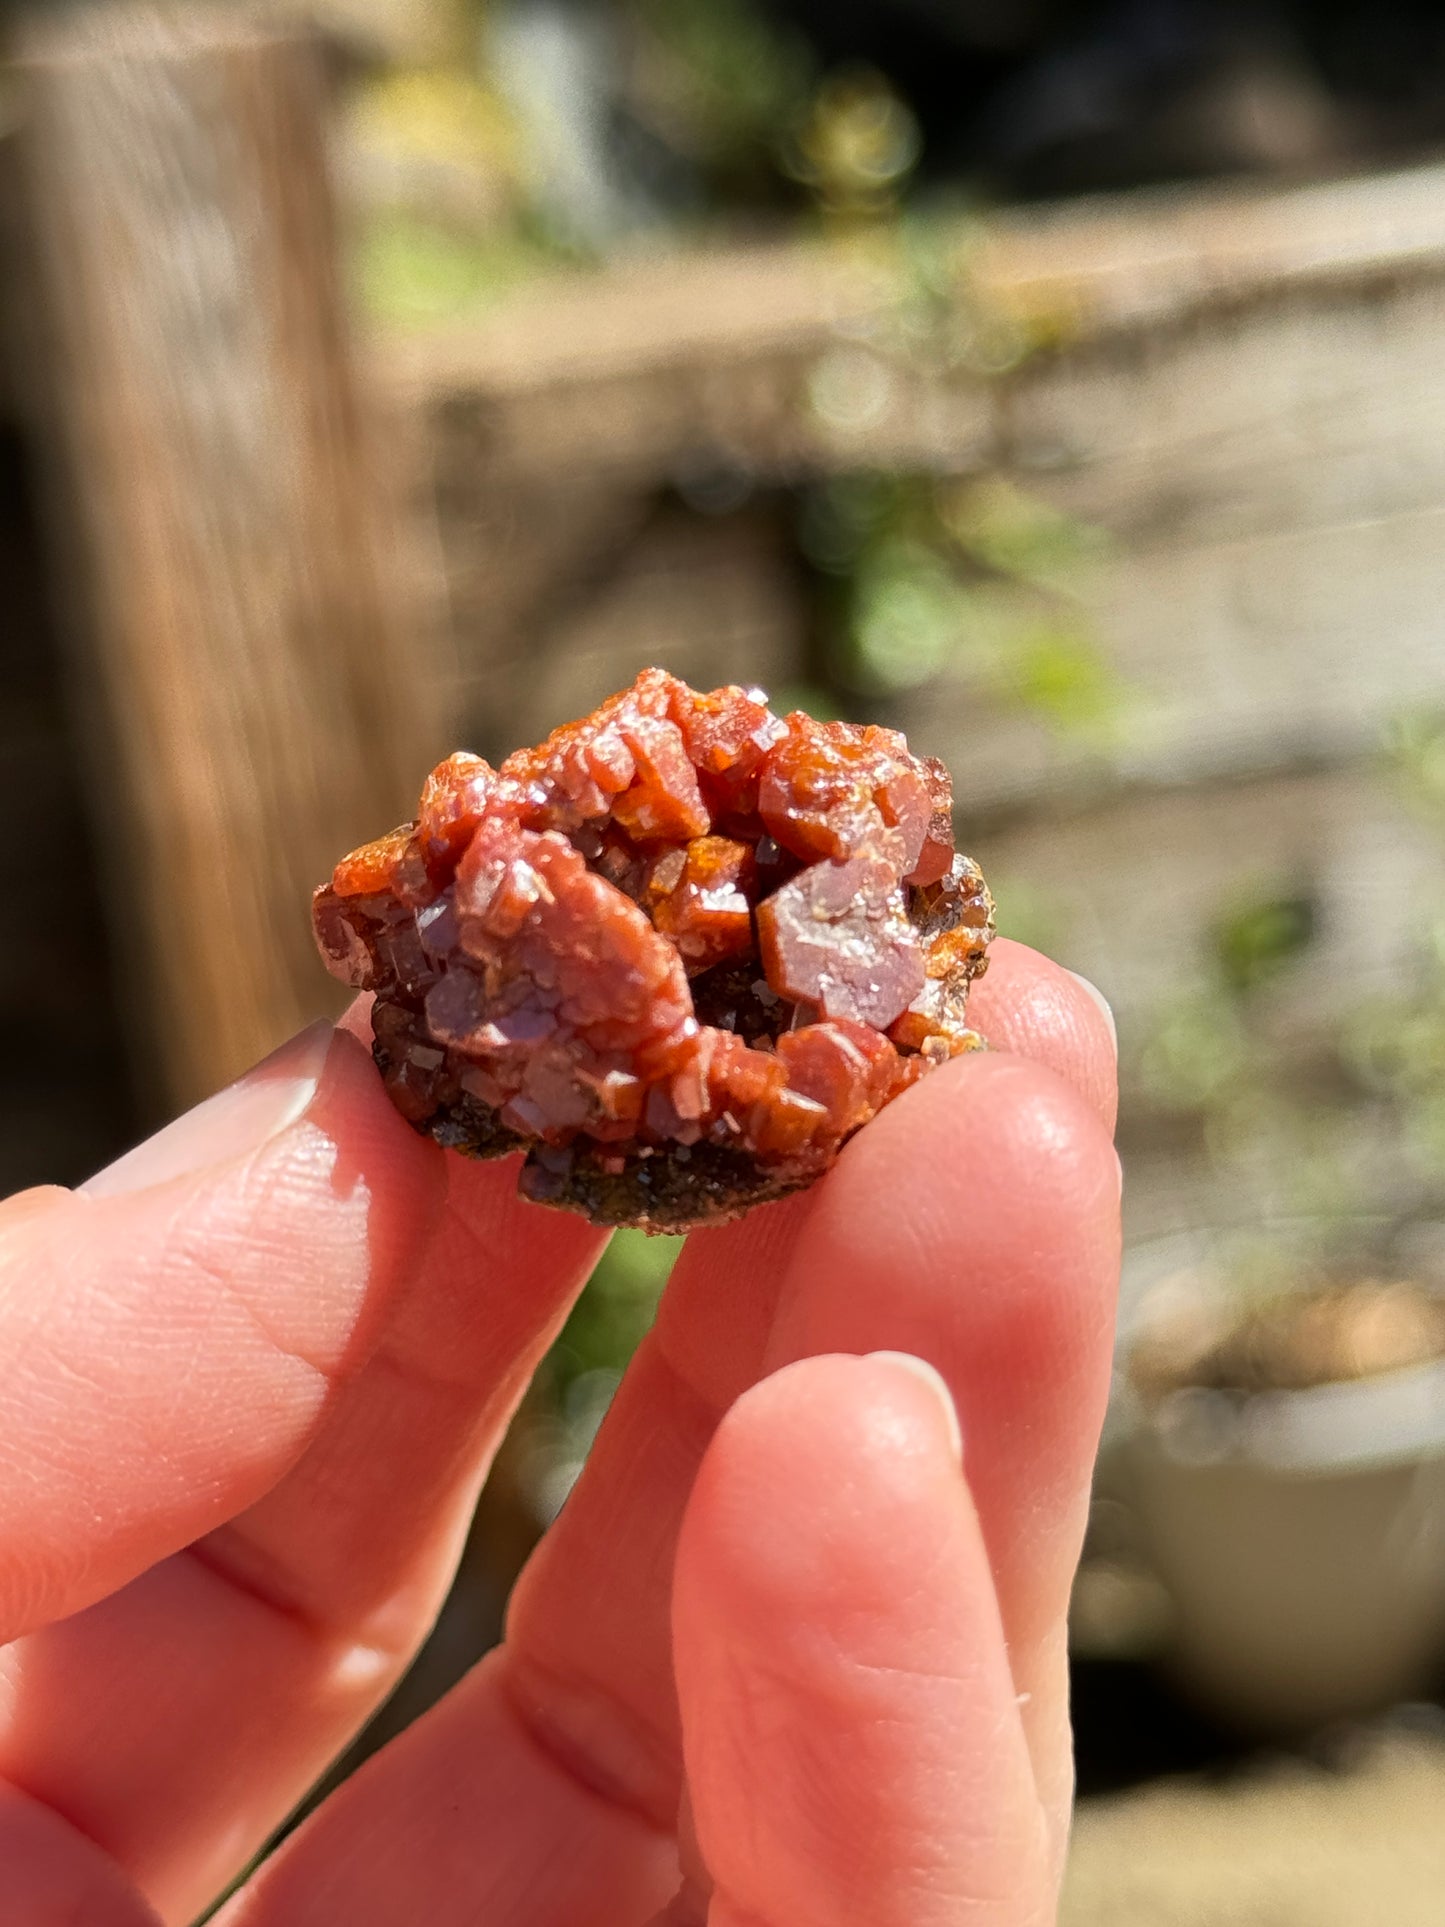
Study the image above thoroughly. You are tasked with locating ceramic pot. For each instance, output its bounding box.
[1108,1225,1445,1731]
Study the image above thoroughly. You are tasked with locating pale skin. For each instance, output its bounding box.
[0,939,1119,1926]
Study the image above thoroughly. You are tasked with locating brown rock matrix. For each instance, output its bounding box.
[313,670,994,1229]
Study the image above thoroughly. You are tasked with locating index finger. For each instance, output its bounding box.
[0,1023,442,1646]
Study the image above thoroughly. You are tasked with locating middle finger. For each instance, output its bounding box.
[501,947,1118,1831]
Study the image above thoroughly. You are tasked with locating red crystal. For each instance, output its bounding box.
[312,670,994,1229]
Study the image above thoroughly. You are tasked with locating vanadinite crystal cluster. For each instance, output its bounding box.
[313,670,994,1229]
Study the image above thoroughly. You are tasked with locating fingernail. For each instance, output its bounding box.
[80,1020,336,1198]
[869,1351,964,1463]
[1066,969,1117,1054]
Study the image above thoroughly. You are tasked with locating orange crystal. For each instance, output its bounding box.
[312,669,994,1228]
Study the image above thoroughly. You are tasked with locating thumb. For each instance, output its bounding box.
[0,1019,443,1645]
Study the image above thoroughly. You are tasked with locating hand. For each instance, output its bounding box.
[0,940,1118,1927]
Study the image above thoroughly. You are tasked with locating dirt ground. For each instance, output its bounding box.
[1063,1731,1445,1925]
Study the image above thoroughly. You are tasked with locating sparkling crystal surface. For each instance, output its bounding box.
[313,670,994,1228]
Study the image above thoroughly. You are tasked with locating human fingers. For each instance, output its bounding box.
[966,937,1116,1133]
[761,1055,1119,1852]
[221,1354,1050,1927]
[663,1353,1053,1927]
[0,1020,441,1644]
[501,1041,1118,1846]
[213,1643,677,1927]
[0,1782,160,1927]
[1,1013,609,1923]
[206,959,1115,1921]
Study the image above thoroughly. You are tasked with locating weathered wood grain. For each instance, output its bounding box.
[14,8,443,1109]
[377,161,1445,512]
[979,764,1445,1031]
[382,159,1445,816]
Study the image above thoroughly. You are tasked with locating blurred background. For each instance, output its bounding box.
[7,0,1445,1917]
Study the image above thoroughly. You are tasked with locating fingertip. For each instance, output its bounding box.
[681,1353,967,1628]
[967,937,1118,1132]
[867,1350,964,1463]
[305,1021,445,1203]
[1066,967,1117,1052]
[80,1021,336,1199]
[723,1348,957,1471]
[286,1026,449,1349]
[0,1184,71,1234]
[674,1353,1050,1925]
[808,1050,1121,1328]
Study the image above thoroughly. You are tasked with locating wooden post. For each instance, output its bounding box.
[12,7,442,1113]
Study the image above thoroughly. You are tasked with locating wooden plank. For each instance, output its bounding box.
[975,759,1445,1246]
[903,499,1445,818]
[451,502,806,757]
[379,160,1445,826]
[13,8,442,1111]
[1004,274,1445,542]
[981,161,1445,331]
[380,160,1445,402]
[376,160,1445,517]
[976,762,1445,1039]
[0,131,21,428]
[403,271,1445,549]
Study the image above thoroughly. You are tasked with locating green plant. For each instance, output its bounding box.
[792,166,1131,743]
[797,467,1129,745]
[625,0,815,191]
[533,1230,682,1487]
[1136,719,1445,1240]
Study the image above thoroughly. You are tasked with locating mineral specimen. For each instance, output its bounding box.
[313,669,994,1230]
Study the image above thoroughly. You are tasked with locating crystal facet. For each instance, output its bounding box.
[313,670,994,1229]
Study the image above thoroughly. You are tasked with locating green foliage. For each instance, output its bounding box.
[782,67,921,215]
[1139,987,1252,1116]
[883,212,1038,375]
[1213,893,1317,997]
[548,1229,682,1390]
[1329,715,1445,1189]
[845,539,969,694]
[943,478,1108,590]
[765,680,845,722]
[787,163,1138,741]
[628,0,815,172]
[798,470,1128,741]
[984,873,1063,962]
[356,215,564,327]
[1138,830,1445,1235]
[1137,882,1320,1155]
[797,471,912,575]
[1341,913,1445,1122]
[1384,709,1445,821]
[1002,626,1123,736]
